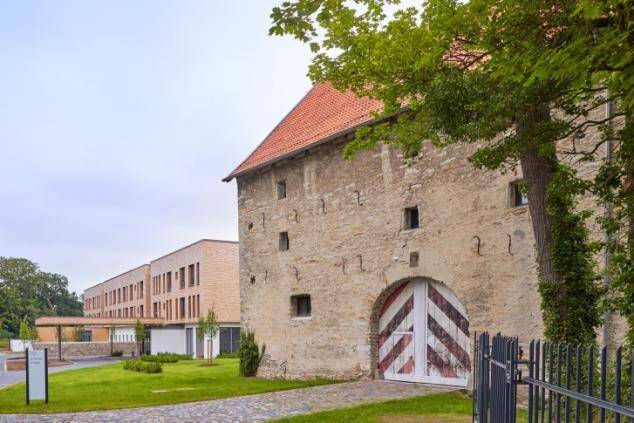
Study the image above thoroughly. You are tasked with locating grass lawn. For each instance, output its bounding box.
[0,358,337,414]
[273,392,529,423]
[0,338,8,349]
[272,392,474,422]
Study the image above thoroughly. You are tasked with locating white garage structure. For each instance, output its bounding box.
[150,324,240,358]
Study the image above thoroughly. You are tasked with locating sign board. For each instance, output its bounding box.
[25,348,48,404]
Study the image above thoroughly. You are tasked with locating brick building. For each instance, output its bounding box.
[82,239,240,357]
[224,82,622,385]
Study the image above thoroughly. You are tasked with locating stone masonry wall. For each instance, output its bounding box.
[236,134,626,381]
[33,341,136,358]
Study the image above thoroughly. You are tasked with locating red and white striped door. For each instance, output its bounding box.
[378,279,470,386]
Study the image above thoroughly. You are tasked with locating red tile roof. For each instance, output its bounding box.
[224,82,383,181]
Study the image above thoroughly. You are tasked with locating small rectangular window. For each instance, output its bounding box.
[188,264,195,286]
[291,295,311,317]
[404,206,420,230]
[277,180,287,199]
[510,181,528,207]
[180,267,186,289]
[279,232,289,251]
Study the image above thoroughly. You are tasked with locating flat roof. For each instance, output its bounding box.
[84,238,238,292]
[36,316,166,327]
[150,238,238,263]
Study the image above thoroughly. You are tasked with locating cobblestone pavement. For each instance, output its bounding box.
[0,380,456,422]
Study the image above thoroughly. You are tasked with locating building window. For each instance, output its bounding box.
[196,262,200,285]
[180,267,186,289]
[166,272,172,292]
[139,281,144,299]
[219,327,241,353]
[180,297,186,318]
[404,206,420,230]
[277,180,287,199]
[291,295,311,318]
[510,180,528,207]
[279,232,289,251]
[189,264,195,286]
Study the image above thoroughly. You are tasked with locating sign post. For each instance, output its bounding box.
[25,348,48,404]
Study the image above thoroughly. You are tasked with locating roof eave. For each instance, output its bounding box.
[222,108,404,182]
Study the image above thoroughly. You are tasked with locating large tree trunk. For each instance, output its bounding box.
[518,105,560,287]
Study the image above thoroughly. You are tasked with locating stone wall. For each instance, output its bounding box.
[236,134,626,381]
[32,341,136,358]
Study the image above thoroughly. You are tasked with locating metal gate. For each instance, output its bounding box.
[473,332,634,423]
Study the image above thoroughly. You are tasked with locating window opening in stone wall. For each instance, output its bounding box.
[404,206,420,230]
[291,295,311,317]
[180,267,186,289]
[279,231,289,251]
[277,180,287,199]
[510,180,529,207]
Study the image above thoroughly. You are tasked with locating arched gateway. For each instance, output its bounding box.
[378,279,470,386]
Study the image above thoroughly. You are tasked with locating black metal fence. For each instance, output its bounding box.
[474,332,634,422]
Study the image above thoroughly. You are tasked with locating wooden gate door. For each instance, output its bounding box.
[378,279,470,386]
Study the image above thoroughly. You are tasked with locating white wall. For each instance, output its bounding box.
[10,339,32,352]
[150,324,239,358]
[112,326,136,342]
[151,327,186,355]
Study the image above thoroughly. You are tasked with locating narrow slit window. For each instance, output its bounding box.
[277,180,287,199]
[291,295,311,317]
[279,231,289,251]
[404,206,420,230]
[510,181,528,207]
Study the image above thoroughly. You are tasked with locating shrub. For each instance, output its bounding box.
[217,351,239,359]
[157,352,193,361]
[239,329,265,377]
[142,362,163,373]
[123,359,162,373]
[111,350,123,357]
[141,354,178,363]
[123,359,141,371]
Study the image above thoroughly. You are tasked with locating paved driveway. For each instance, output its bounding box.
[0,380,455,422]
[0,353,123,389]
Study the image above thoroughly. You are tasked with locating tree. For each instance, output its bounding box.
[18,316,37,349]
[0,257,83,336]
[197,307,219,366]
[134,319,145,356]
[270,0,632,344]
[109,325,115,355]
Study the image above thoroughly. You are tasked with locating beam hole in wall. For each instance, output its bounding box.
[248,222,254,231]
[409,252,419,267]
[250,275,256,285]
[403,206,420,230]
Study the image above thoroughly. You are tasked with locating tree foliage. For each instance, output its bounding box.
[197,307,219,365]
[18,316,37,341]
[239,328,266,377]
[0,257,83,337]
[270,0,632,344]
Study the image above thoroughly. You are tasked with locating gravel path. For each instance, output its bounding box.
[0,380,455,422]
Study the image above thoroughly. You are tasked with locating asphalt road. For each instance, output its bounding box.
[0,353,124,389]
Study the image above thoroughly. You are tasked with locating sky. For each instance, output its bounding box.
[0,1,313,295]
